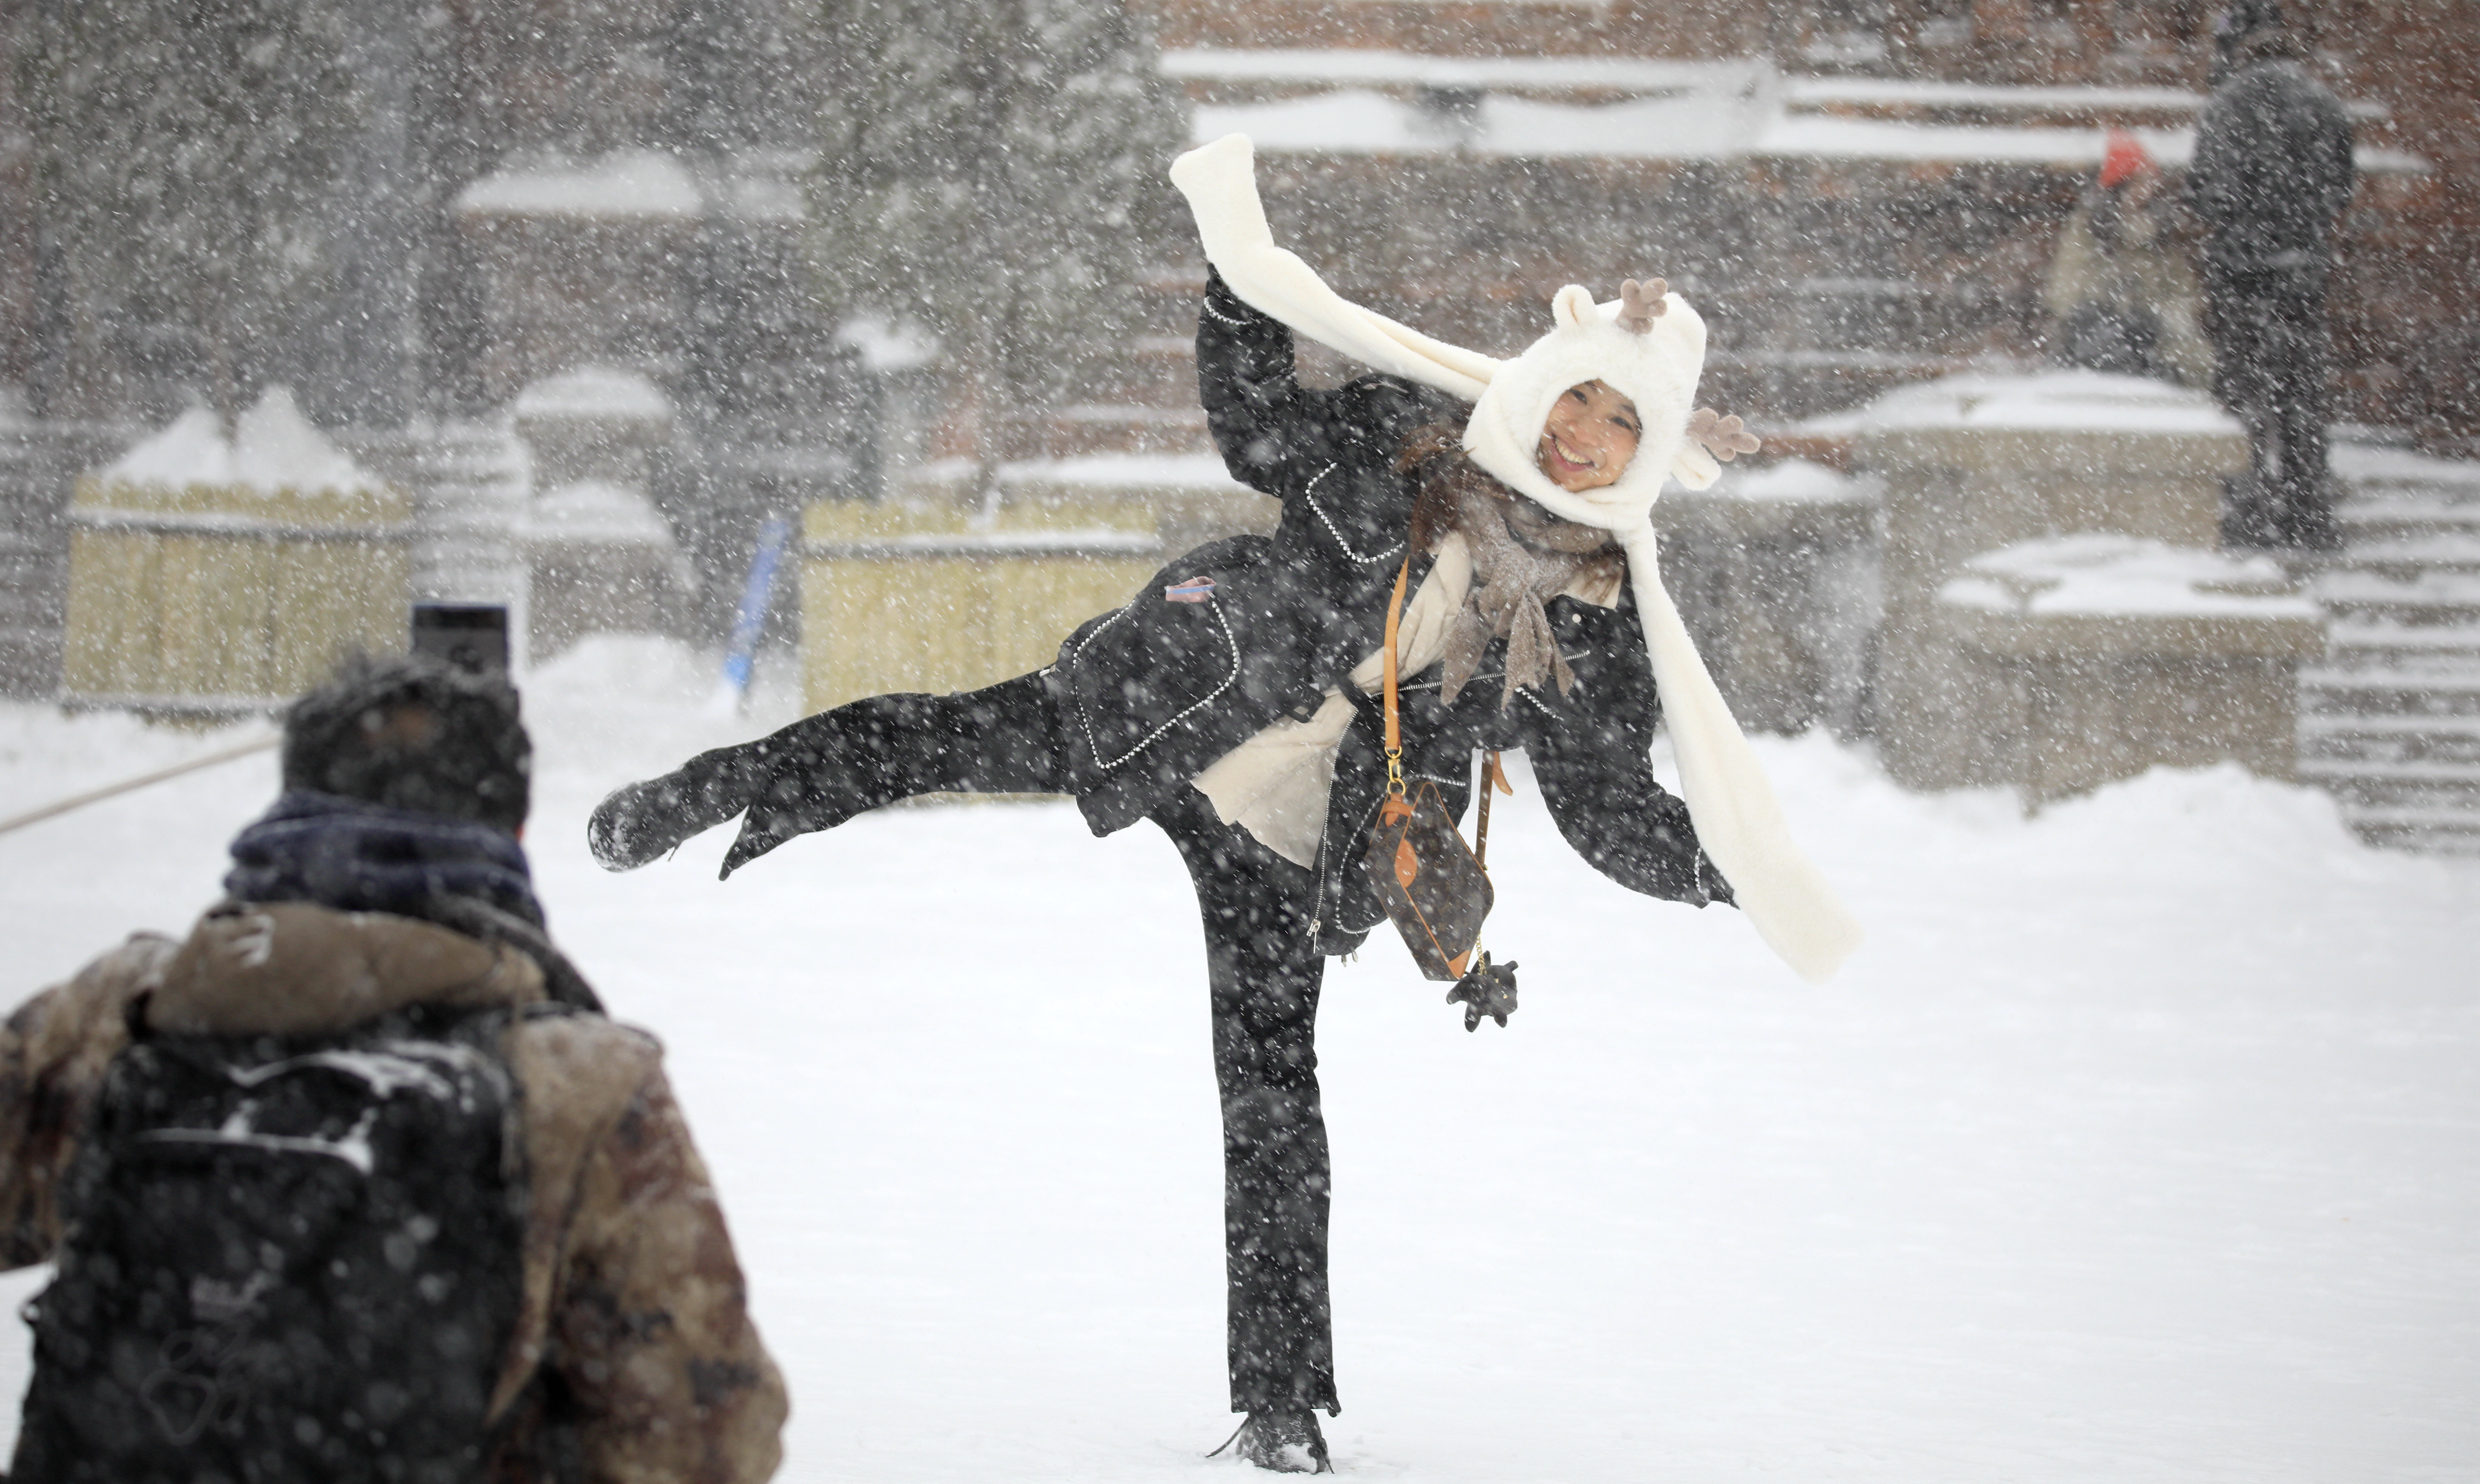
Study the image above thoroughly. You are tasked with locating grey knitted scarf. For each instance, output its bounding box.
[1403,425,1622,709]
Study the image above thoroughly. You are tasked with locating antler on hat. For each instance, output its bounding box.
[1688,408,1762,462]
[1170,134,1860,984]
[1618,278,1668,333]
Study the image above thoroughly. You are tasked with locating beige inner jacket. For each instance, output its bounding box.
[1193,532,1622,866]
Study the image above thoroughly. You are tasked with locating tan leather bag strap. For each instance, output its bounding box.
[1389,558,1518,858]
[1475,750,1511,869]
[1381,551,1516,862]
[1381,554,1412,802]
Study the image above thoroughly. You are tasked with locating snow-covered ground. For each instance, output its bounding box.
[0,635,2471,1482]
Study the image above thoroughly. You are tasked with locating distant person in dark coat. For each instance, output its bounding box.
[2192,0,2357,551]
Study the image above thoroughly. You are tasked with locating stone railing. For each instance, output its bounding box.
[1937,536,2323,805]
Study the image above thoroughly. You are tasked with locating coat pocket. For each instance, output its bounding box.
[1055,536,1273,775]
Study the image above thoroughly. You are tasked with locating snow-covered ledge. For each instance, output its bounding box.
[1940,534,2323,657]
[1934,534,2325,806]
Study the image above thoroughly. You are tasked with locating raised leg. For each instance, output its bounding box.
[721,671,1070,874]
[1153,789,1338,1418]
[588,671,1069,875]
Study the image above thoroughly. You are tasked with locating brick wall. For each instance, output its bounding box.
[1126,0,2478,448]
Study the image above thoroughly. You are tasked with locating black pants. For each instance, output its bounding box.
[2206,266,2339,551]
[755,673,1338,1414]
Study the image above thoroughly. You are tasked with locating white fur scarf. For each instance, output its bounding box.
[1170,134,1862,984]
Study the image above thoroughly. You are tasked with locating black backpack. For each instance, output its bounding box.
[11,1005,529,1484]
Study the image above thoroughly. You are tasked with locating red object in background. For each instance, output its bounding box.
[2100,129,2156,189]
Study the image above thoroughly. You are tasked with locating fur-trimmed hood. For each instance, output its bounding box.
[146,900,547,1038]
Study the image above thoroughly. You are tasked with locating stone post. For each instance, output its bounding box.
[0,418,138,697]
[1856,370,2255,790]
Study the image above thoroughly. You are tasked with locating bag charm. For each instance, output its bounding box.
[1446,953,1519,1032]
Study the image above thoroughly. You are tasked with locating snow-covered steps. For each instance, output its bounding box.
[1040,403,1212,459]
[2316,568,2480,617]
[2301,441,2480,855]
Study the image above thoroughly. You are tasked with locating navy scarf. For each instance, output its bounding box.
[226,791,544,928]
[223,792,599,1011]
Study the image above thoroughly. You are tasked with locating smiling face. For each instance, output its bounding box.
[1535,380,1642,493]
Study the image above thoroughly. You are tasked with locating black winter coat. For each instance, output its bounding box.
[2192,59,2356,281]
[1052,272,1723,950]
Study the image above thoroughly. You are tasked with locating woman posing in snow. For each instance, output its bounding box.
[590,136,1857,1473]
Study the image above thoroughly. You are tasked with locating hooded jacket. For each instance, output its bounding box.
[1053,273,1727,949]
[2192,58,2356,281]
[0,903,786,1484]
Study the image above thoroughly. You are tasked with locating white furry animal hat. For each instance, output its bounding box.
[1170,133,1861,984]
[1465,281,1715,532]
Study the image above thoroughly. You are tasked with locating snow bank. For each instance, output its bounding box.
[837,316,941,373]
[2332,438,2480,491]
[1713,455,1879,505]
[908,451,1251,494]
[527,481,677,546]
[0,635,2469,1483]
[512,365,673,424]
[1758,113,2198,166]
[1163,50,1756,93]
[1005,451,1250,491]
[1179,53,2425,173]
[1814,367,2243,438]
[1196,89,2197,164]
[456,150,702,219]
[101,388,376,495]
[1784,75,2207,113]
[716,172,806,224]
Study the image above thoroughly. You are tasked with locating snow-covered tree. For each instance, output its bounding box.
[806,0,1188,493]
[17,0,398,423]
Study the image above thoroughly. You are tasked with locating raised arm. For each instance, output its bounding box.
[1197,266,1360,496]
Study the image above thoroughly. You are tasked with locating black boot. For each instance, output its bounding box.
[1221,1411,1332,1474]
[587,743,767,871]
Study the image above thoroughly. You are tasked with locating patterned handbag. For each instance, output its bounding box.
[1361,555,1504,982]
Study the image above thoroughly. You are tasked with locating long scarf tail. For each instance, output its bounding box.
[1618,525,1862,983]
[1172,134,1500,401]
